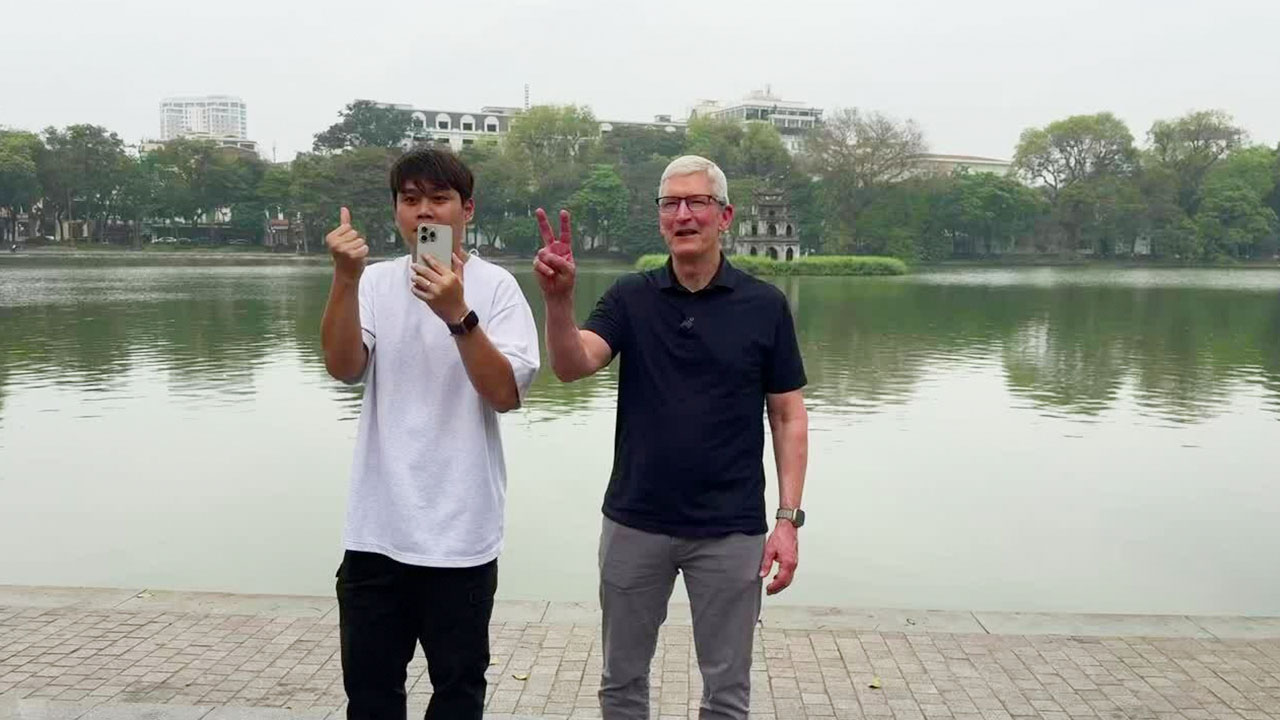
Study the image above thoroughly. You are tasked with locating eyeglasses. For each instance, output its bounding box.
[655,195,725,214]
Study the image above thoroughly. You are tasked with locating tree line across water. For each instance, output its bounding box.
[1,102,1277,262]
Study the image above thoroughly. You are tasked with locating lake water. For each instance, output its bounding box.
[1,255,1278,615]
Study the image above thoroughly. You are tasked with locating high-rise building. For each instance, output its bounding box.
[159,96,248,141]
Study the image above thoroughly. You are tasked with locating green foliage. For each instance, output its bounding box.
[462,143,531,246]
[37,124,130,237]
[852,180,934,260]
[0,130,42,240]
[313,100,413,152]
[506,105,599,169]
[569,164,628,250]
[16,104,1279,263]
[1193,146,1279,259]
[283,147,399,249]
[597,125,684,165]
[803,108,927,254]
[739,123,791,178]
[1013,112,1137,194]
[684,117,746,173]
[497,215,540,255]
[1147,109,1246,214]
[146,139,266,240]
[928,172,1046,257]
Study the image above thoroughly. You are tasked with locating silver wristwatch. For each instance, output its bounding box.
[776,507,806,528]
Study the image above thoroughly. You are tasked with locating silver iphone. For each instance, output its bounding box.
[415,223,453,267]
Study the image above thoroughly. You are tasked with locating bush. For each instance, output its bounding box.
[634,254,908,276]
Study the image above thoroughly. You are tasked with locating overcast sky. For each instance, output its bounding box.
[4,0,1277,162]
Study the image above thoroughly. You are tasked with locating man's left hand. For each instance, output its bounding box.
[759,520,799,595]
[411,252,469,325]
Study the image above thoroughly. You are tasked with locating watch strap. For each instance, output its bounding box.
[448,309,479,336]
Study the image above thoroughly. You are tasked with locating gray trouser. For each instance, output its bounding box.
[598,516,765,720]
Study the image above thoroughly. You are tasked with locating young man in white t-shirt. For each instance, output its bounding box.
[320,147,540,720]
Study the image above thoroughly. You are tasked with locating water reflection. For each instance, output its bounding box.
[1,259,1279,427]
[4,257,1280,612]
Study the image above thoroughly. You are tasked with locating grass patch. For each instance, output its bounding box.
[635,254,908,276]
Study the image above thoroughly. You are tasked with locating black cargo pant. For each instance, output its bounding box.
[335,550,497,720]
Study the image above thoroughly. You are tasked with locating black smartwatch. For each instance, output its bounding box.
[448,309,479,336]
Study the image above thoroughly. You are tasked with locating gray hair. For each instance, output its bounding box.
[659,155,729,205]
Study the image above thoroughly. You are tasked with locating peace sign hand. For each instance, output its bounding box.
[532,208,576,300]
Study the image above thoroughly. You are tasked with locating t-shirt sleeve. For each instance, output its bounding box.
[582,278,628,357]
[486,275,541,401]
[765,294,807,394]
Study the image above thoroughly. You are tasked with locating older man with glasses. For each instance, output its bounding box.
[532,155,811,720]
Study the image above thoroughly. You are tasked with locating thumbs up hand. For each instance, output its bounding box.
[326,206,368,280]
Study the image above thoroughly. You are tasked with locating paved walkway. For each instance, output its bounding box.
[1,586,1278,719]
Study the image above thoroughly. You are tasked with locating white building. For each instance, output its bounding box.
[599,114,686,135]
[690,87,823,153]
[379,103,517,152]
[138,135,259,156]
[910,153,1013,177]
[378,99,693,152]
[160,95,248,141]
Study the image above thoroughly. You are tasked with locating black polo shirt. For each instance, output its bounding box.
[583,255,807,538]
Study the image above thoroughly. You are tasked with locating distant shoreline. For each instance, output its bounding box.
[919,256,1280,270]
[5,245,1280,270]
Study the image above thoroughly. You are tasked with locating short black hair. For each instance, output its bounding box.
[389,147,475,204]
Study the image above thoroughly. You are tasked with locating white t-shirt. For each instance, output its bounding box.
[343,254,540,567]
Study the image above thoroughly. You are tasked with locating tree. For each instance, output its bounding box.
[498,215,540,255]
[597,125,685,165]
[1147,110,1246,214]
[929,172,1046,257]
[1135,162,1197,259]
[801,108,927,253]
[500,105,598,246]
[568,164,628,251]
[1196,183,1276,259]
[1194,146,1278,259]
[615,155,670,257]
[313,100,413,153]
[855,179,935,260]
[461,143,532,249]
[148,140,265,240]
[148,140,203,226]
[37,124,129,240]
[1013,113,1138,254]
[329,147,399,248]
[115,156,162,246]
[220,152,268,242]
[783,173,827,254]
[684,117,745,174]
[0,130,42,242]
[1071,175,1146,256]
[258,164,295,216]
[287,152,339,249]
[505,105,599,168]
[738,122,791,179]
[1267,145,1280,257]
[1013,112,1136,198]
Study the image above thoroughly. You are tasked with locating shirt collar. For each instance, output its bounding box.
[658,254,739,293]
